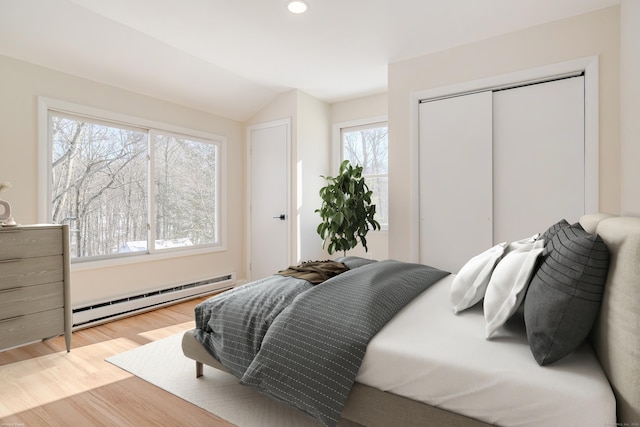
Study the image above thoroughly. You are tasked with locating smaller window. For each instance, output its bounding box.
[341,122,388,229]
[152,132,219,251]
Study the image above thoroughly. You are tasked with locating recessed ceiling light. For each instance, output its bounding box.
[287,0,309,14]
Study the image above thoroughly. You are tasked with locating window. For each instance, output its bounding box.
[340,121,388,229]
[44,101,224,262]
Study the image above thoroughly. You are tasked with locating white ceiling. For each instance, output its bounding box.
[0,0,621,121]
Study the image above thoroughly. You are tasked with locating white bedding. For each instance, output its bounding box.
[356,275,616,426]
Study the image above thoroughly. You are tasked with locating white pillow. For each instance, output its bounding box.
[484,238,544,338]
[451,242,507,314]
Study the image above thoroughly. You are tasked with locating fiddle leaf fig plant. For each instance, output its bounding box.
[315,160,380,255]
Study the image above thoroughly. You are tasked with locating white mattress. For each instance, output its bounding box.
[356,275,616,426]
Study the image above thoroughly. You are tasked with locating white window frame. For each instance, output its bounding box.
[332,115,389,231]
[38,97,227,270]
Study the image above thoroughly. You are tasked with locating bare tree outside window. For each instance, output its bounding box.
[342,123,389,228]
[50,112,221,261]
[154,133,218,249]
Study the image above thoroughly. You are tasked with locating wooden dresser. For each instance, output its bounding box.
[0,224,71,352]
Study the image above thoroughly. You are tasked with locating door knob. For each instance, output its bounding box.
[273,214,286,220]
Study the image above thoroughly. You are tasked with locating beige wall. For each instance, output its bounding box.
[331,93,388,125]
[388,6,621,262]
[0,54,245,306]
[620,0,640,216]
[297,91,331,262]
[245,90,298,127]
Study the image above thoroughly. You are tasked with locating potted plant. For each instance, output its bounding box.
[315,160,380,255]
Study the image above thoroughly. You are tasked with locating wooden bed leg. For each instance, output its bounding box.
[196,361,203,378]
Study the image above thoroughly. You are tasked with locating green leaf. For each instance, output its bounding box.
[315,159,379,254]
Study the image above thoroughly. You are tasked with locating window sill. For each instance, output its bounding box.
[70,245,226,272]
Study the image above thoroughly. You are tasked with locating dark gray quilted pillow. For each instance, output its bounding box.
[524,223,610,365]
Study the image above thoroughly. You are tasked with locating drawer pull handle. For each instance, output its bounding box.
[0,258,22,264]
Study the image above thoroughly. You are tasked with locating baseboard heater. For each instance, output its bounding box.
[72,273,235,329]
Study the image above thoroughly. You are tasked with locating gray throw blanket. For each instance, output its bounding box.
[195,259,449,427]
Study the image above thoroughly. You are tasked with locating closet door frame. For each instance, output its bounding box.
[409,55,599,262]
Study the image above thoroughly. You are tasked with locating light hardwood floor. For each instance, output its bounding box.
[0,297,235,427]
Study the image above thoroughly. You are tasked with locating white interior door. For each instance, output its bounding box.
[419,91,493,273]
[492,76,585,242]
[248,120,290,280]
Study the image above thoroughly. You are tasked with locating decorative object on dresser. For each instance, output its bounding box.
[0,224,71,352]
[0,181,11,223]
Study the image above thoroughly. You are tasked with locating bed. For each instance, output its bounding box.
[182,213,640,426]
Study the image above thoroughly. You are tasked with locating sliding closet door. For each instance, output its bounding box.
[419,91,493,273]
[492,76,585,243]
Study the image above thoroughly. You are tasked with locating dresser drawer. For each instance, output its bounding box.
[0,224,70,352]
[0,282,64,320]
[0,255,63,291]
[0,227,63,260]
[0,308,64,350]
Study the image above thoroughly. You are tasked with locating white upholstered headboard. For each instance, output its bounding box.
[580,214,640,424]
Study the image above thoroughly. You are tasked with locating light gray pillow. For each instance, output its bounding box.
[524,224,610,365]
[484,237,544,339]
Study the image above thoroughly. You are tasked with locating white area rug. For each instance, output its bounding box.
[106,333,323,427]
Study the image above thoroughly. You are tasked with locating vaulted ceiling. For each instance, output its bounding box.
[0,0,621,121]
